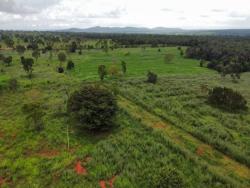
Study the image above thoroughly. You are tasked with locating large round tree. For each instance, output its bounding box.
[67,84,118,131]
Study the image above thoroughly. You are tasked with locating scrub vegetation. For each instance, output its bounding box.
[0,32,249,187]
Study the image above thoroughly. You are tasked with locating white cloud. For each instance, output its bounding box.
[0,0,250,30]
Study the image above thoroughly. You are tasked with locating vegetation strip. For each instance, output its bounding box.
[118,96,250,182]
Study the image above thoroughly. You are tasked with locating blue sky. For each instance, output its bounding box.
[0,0,250,30]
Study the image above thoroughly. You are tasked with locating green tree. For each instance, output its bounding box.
[8,78,18,91]
[58,52,67,67]
[16,45,26,56]
[21,57,34,78]
[147,71,157,84]
[208,87,247,112]
[22,102,45,131]
[32,50,41,62]
[180,49,184,56]
[121,61,127,74]
[67,84,118,131]
[98,65,107,81]
[220,62,241,82]
[102,40,109,53]
[67,60,75,70]
[3,56,12,66]
[4,38,14,48]
[69,41,77,53]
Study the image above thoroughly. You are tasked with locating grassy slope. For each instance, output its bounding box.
[71,47,211,79]
[0,47,249,187]
[116,74,250,167]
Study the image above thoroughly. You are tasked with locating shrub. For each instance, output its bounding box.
[16,45,26,56]
[67,84,118,131]
[58,67,64,73]
[200,60,205,67]
[3,56,12,66]
[8,78,18,91]
[58,52,67,68]
[109,65,119,77]
[121,61,127,74]
[180,49,184,56]
[0,54,4,61]
[21,57,34,78]
[22,102,45,131]
[32,50,41,62]
[147,71,157,84]
[67,60,75,70]
[208,87,247,111]
[98,65,107,81]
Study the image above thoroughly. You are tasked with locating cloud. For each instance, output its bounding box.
[0,0,61,15]
[0,0,250,30]
[178,17,186,20]
[211,9,225,13]
[229,12,247,18]
[200,15,209,18]
[86,8,126,19]
[226,16,250,28]
[161,8,173,12]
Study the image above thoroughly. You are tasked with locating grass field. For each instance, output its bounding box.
[0,47,249,187]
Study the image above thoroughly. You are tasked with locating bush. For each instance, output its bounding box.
[108,65,119,77]
[67,60,75,70]
[208,87,247,111]
[58,67,64,73]
[21,57,34,78]
[67,84,118,131]
[147,71,157,84]
[8,78,18,91]
[22,102,45,131]
[121,61,127,74]
[98,65,107,81]
[3,56,12,66]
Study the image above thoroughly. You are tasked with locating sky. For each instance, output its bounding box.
[0,0,250,30]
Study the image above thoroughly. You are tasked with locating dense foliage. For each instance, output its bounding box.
[147,71,158,84]
[208,87,247,111]
[186,39,250,73]
[67,84,118,131]
[20,57,34,78]
[67,60,75,70]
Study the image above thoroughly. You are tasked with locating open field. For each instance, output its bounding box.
[0,46,249,187]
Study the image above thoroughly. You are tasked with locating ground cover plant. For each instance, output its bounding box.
[116,74,250,167]
[0,33,249,187]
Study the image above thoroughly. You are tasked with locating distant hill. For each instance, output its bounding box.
[57,27,250,36]
[58,26,184,34]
